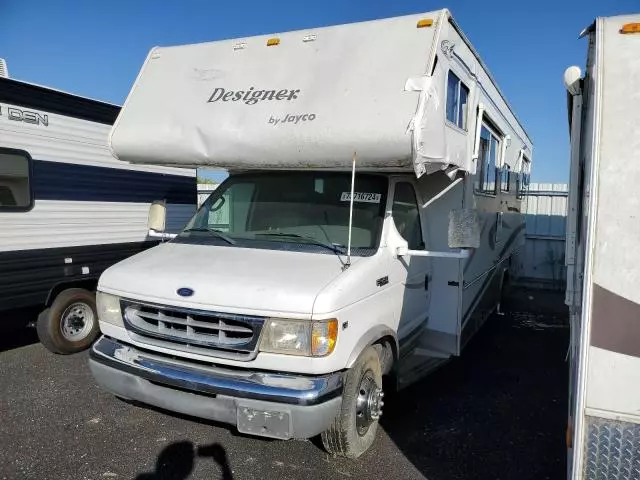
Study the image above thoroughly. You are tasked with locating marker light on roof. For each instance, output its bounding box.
[620,23,640,34]
[267,37,280,46]
[417,19,434,28]
[303,34,317,42]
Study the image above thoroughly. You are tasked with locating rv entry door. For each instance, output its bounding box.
[391,181,432,346]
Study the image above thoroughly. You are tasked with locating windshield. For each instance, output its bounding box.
[179,172,388,254]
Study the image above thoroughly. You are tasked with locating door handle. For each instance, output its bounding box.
[424,275,430,291]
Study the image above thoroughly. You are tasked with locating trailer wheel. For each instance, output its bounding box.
[36,288,99,354]
[321,345,383,458]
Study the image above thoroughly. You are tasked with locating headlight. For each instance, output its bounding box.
[260,318,338,357]
[96,292,123,327]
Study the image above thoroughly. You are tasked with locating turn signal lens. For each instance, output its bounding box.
[417,19,434,28]
[312,319,338,356]
[620,23,640,34]
[267,37,280,46]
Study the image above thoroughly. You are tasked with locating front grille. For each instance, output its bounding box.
[121,300,265,360]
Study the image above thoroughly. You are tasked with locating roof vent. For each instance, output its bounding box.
[0,59,8,78]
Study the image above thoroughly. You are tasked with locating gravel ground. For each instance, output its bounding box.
[0,288,568,480]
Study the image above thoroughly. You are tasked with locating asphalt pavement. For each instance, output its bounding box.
[0,289,568,480]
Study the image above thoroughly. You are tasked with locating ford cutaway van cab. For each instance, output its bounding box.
[89,10,532,458]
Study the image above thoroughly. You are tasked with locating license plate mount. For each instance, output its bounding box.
[237,406,292,440]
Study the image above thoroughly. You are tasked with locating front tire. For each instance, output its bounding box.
[36,288,99,354]
[321,346,383,458]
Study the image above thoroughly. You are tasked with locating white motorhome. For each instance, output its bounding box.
[563,14,640,480]
[89,10,532,457]
[0,74,196,353]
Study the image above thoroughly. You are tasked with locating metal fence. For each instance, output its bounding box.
[511,183,568,290]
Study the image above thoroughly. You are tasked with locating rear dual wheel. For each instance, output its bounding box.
[321,346,384,458]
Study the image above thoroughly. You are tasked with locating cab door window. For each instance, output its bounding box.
[392,182,424,250]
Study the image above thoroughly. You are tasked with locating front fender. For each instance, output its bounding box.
[345,325,398,368]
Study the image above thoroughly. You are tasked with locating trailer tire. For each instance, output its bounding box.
[36,288,99,354]
[321,345,383,458]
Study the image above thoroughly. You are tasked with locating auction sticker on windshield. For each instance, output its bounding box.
[340,192,382,203]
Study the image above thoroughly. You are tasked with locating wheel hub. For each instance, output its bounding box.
[355,373,384,436]
[60,302,95,341]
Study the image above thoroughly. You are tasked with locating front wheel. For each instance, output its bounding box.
[321,345,384,458]
[36,288,99,354]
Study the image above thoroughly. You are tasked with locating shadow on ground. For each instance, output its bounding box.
[0,307,40,352]
[136,441,233,480]
[380,287,569,480]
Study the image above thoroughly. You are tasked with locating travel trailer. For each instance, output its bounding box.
[563,14,640,480]
[0,74,196,354]
[89,10,532,457]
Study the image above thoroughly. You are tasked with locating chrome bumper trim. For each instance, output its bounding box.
[89,336,343,406]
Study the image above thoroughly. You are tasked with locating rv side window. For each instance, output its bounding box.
[500,165,511,192]
[446,71,470,131]
[516,157,531,199]
[0,148,32,211]
[392,182,424,250]
[476,124,499,195]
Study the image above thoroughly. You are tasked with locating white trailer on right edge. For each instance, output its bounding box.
[564,14,640,480]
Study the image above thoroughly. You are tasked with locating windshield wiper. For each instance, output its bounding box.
[182,227,236,245]
[255,232,345,254]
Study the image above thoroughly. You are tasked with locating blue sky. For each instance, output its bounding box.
[2,0,637,183]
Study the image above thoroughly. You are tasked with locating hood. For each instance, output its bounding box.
[98,242,350,316]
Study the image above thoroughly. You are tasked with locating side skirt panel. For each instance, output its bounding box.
[460,259,506,350]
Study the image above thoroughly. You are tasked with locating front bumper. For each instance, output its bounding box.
[89,336,343,439]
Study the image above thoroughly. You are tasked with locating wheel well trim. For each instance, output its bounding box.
[346,326,398,368]
[45,278,99,306]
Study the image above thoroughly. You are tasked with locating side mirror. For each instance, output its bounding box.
[448,209,480,249]
[147,200,167,232]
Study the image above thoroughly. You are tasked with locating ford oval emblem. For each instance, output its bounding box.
[177,288,194,297]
